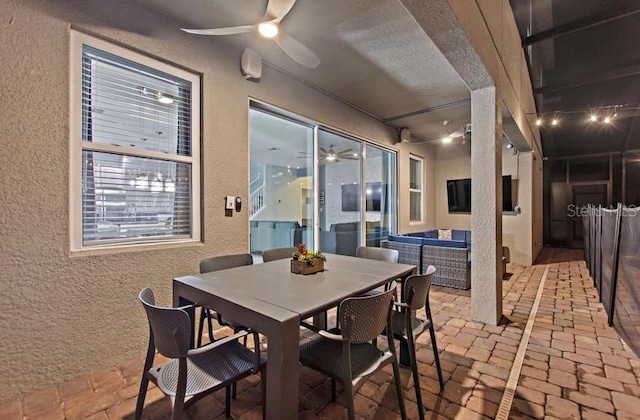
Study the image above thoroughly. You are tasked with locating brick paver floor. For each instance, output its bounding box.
[1,248,638,419]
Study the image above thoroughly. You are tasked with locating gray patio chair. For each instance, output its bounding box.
[135,288,262,420]
[356,245,399,263]
[197,253,253,347]
[389,266,444,420]
[262,246,297,262]
[299,282,407,420]
[356,245,400,297]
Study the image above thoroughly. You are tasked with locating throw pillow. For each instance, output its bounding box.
[438,229,452,240]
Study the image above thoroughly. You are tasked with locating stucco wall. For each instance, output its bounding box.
[434,143,535,265]
[0,0,438,401]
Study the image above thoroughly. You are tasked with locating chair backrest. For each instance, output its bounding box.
[262,247,297,262]
[356,246,399,263]
[139,288,191,359]
[403,265,436,311]
[199,253,253,273]
[338,282,396,344]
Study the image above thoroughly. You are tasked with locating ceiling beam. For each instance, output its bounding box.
[523,4,640,46]
[534,61,640,95]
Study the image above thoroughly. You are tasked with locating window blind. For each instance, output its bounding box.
[80,45,193,246]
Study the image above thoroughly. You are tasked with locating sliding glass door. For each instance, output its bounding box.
[248,109,314,255]
[249,104,397,257]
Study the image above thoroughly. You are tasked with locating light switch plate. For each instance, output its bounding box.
[225,196,235,210]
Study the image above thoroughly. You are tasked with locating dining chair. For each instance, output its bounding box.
[356,246,400,297]
[262,246,297,262]
[390,266,444,420]
[135,288,263,420]
[356,245,399,263]
[299,282,407,420]
[197,253,253,347]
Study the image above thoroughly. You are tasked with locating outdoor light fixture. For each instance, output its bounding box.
[506,143,514,149]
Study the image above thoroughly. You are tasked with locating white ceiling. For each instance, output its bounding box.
[137,0,472,145]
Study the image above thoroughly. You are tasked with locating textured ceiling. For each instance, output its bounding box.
[511,0,640,158]
[137,0,472,145]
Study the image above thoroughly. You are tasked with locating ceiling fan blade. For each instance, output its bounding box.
[319,147,328,154]
[181,25,256,36]
[276,32,320,69]
[264,0,297,21]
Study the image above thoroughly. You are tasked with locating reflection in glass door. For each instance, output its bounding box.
[249,109,314,257]
[365,144,396,246]
[318,130,362,256]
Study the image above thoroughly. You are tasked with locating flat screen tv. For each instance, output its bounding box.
[446,176,514,213]
[342,182,382,212]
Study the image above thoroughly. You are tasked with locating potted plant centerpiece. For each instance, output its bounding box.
[291,243,326,275]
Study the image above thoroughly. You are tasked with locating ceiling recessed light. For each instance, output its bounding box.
[604,116,611,124]
[442,137,452,144]
[551,118,558,126]
[590,115,597,122]
[258,22,279,38]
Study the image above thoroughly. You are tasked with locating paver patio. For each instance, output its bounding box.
[1,248,638,419]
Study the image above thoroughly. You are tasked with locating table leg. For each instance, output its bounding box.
[264,315,300,420]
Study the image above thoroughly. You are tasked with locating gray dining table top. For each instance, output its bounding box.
[174,253,416,321]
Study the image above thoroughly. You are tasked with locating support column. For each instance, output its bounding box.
[471,86,503,325]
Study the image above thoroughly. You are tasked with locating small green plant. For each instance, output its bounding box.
[292,243,326,265]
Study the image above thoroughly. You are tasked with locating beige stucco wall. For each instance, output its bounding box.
[0,0,439,401]
[434,143,535,265]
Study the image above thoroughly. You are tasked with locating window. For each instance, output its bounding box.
[409,155,423,223]
[70,32,200,251]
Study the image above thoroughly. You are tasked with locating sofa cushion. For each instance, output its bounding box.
[257,221,276,228]
[275,221,299,229]
[332,222,358,232]
[388,235,423,245]
[407,230,437,238]
[423,238,467,248]
[438,229,452,240]
[250,221,259,227]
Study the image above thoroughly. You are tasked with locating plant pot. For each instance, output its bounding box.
[291,259,324,275]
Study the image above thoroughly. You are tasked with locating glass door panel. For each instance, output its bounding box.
[318,130,362,256]
[365,144,396,246]
[249,109,314,257]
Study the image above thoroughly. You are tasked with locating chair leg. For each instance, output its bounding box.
[406,337,425,420]
[391,358,407,420]
[206,308,214,343]
[331,378,336,402]
[134,374,149,420]
[225,385,232,418]
[429,325,444,390]
[232,383,237,400]
[197,308,206,347]
[342,381,356,420]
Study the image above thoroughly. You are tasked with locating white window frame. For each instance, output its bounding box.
[69,31,201,253]
[409,154,423,224]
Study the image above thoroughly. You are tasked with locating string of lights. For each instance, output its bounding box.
[527,103,640,127]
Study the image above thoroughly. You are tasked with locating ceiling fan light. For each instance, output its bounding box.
[258,22,279,38]
[604,116,611,124]
[589,114,597,122]
[157,93,174,104]
[326,155,336,161]
[442,137,452,144]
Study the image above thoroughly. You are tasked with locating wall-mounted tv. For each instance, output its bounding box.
[342,182,382,212]
[446,176,514,213]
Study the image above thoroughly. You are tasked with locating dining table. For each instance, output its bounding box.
[173,252,416,419]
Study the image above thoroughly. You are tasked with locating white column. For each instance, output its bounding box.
[471,86,503,325]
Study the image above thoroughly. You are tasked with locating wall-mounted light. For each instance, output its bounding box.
[506,143,514,149]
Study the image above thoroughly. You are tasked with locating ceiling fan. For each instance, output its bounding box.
[299,144,359,162]
[181,0,320,69]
